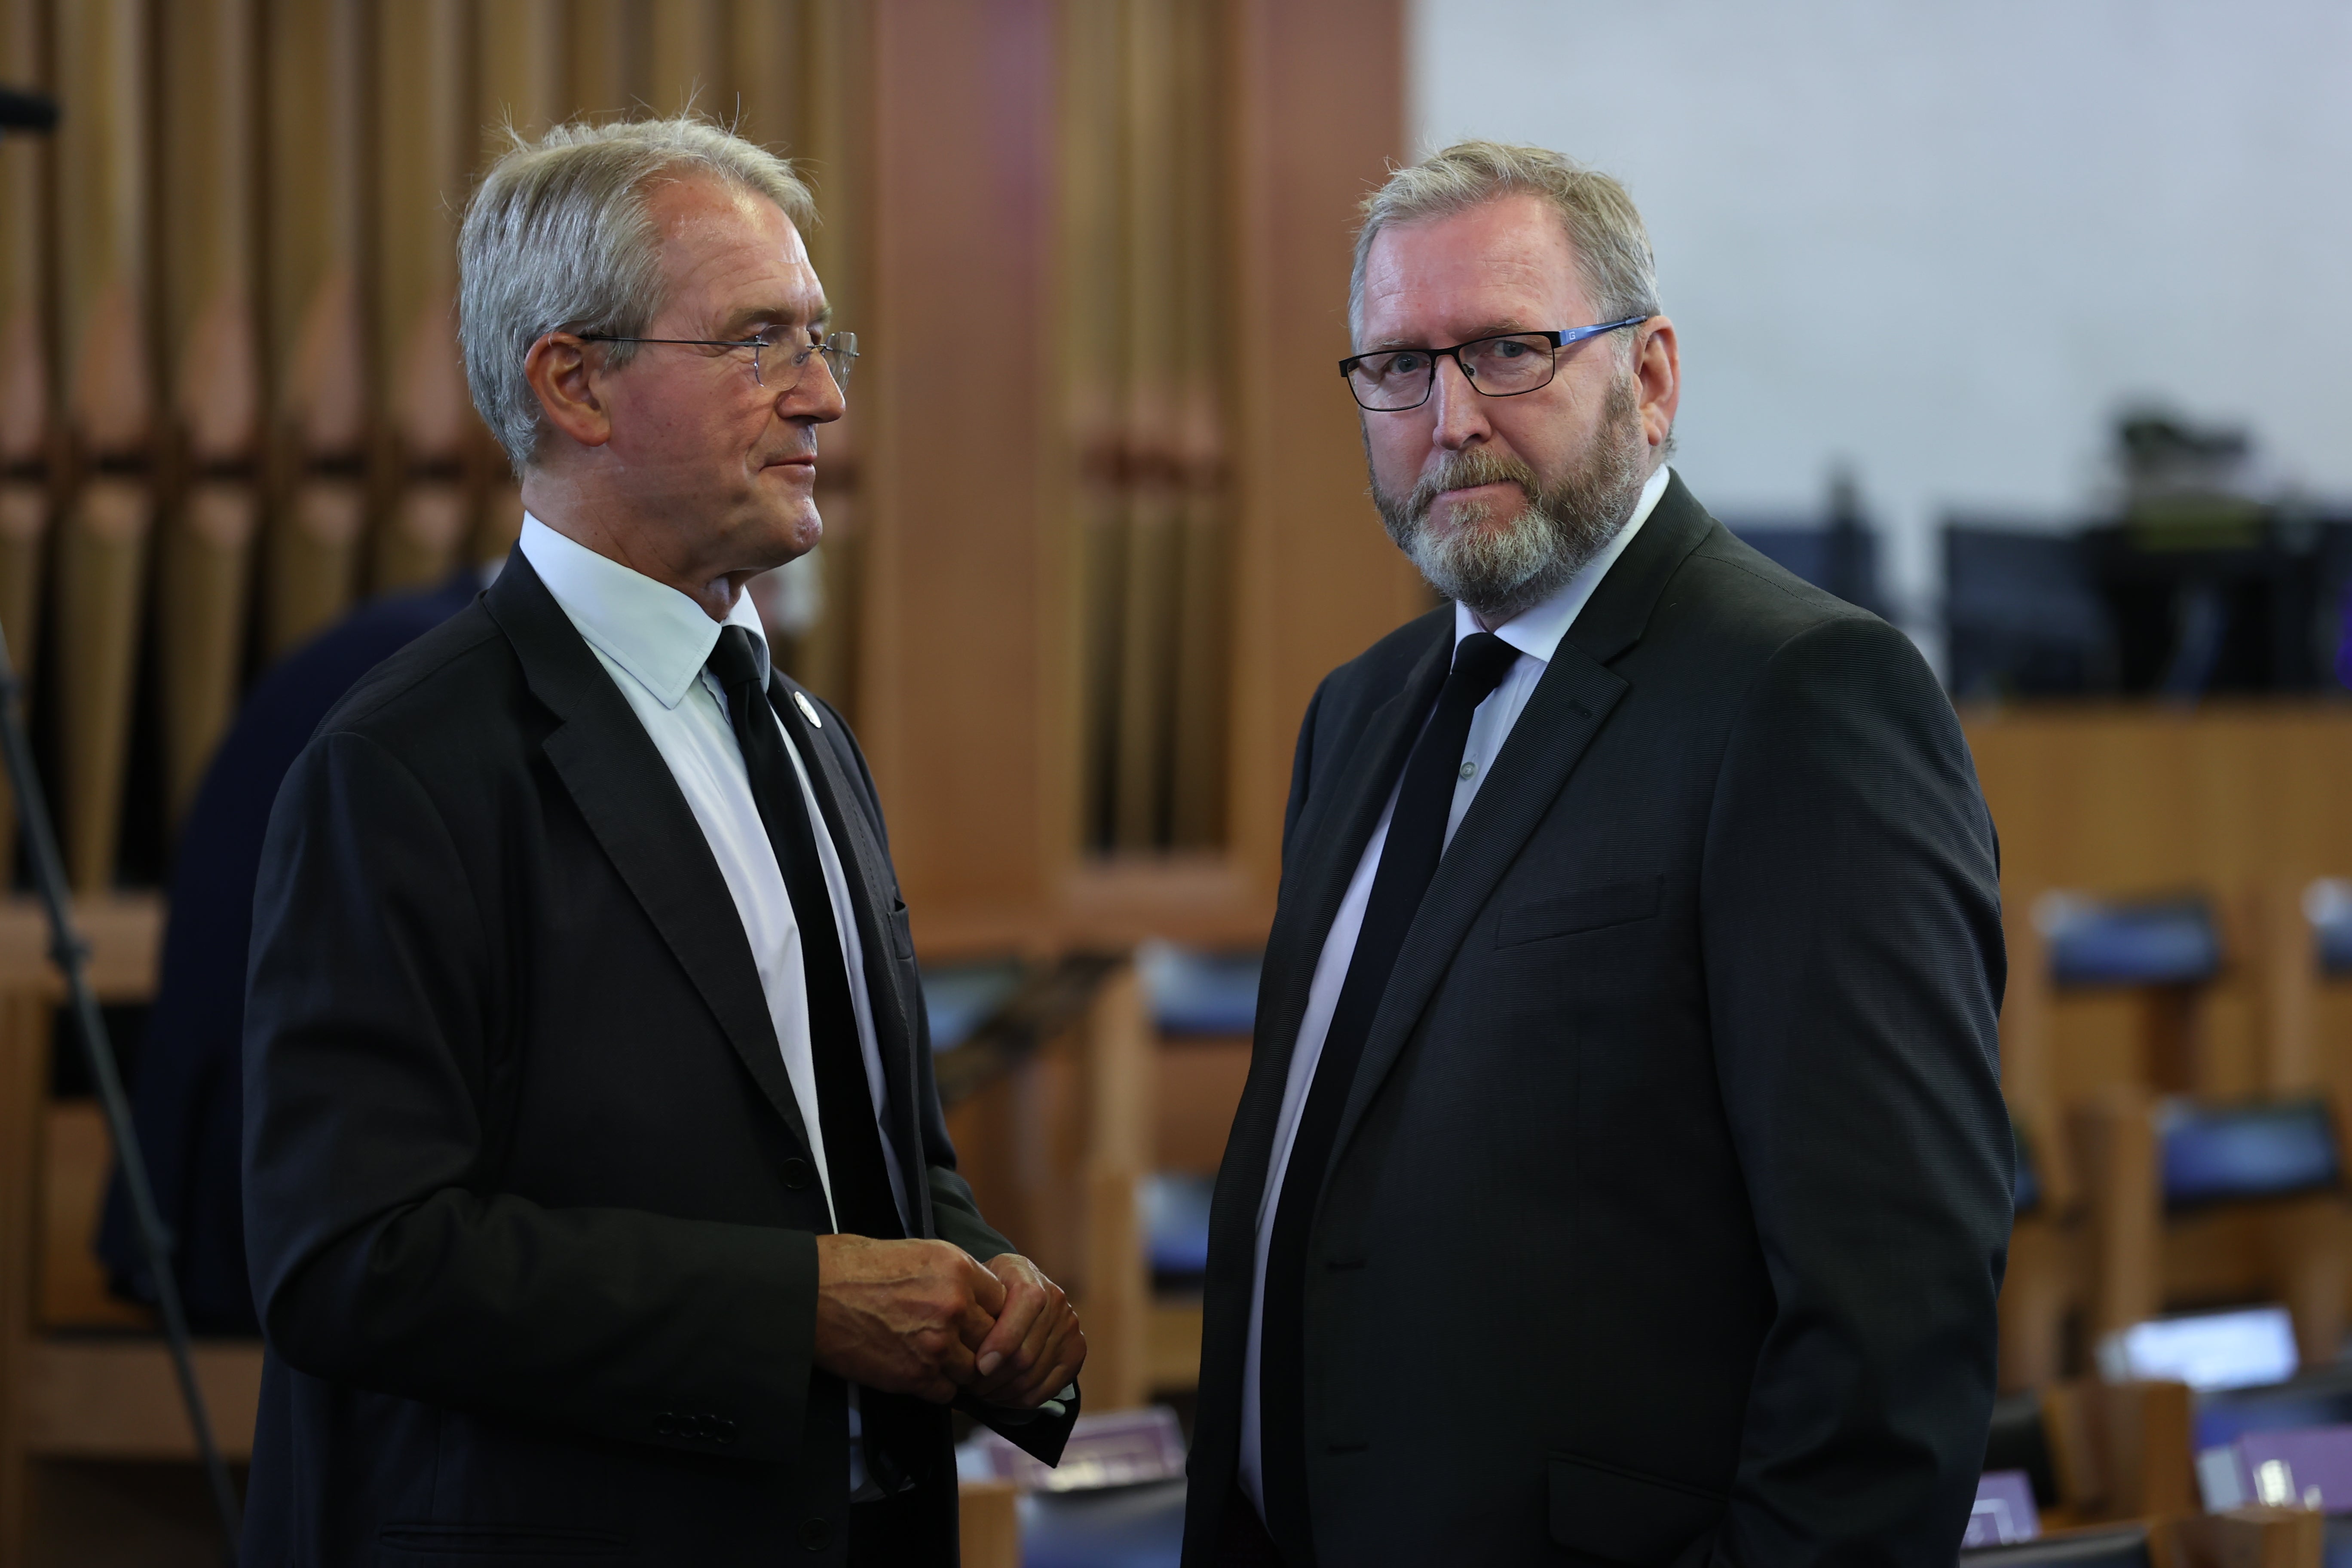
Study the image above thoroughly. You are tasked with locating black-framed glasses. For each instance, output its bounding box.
[576,329,858,394]
[1338,318,1646,412]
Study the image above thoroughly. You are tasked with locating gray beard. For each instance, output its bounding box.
[1371,373,1651,625]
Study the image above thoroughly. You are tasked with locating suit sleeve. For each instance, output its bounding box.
[1699,615,2010,1567]
[243,729,821,1465]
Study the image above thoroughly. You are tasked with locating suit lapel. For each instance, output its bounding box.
[772,677,934,1237]
[483,553,816,1157]
[1206,626,1451,1275]
[1321,476,1717,1178]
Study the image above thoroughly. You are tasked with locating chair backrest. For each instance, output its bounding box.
[1944,523,2113,698]
[1723,519,1885,616]
[2158,1097,2340,1209]
[1961,1525,2151,1568]
[2037,893,2223,988]
[1138,943,1260,1037]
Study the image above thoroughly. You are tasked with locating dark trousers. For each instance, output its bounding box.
[1213,1492,1287,1567]
[848,1485,940,1566]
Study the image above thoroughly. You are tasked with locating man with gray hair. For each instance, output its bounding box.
[1183,141,2009,1566]
[241,115,1078,1565]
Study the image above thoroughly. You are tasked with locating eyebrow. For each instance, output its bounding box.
[1367,318,1532,350]
[720,302,832,337]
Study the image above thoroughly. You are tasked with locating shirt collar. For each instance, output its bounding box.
[1453,462,1672,665]
[518,513,770,709]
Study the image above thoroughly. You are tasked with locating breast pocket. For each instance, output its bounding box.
[1495,876,1663,949]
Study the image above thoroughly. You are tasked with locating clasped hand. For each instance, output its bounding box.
[812,1235,1084,1408]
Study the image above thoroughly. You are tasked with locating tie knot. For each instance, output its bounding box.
[707,624,766,692]
[1449,631,1518,705]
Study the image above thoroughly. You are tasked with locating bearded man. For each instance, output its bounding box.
[1182,142,2011,1568]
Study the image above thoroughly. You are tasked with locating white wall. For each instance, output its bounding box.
[1412,0,2352,635]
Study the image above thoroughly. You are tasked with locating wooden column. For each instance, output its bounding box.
[157,0,263,825]
[265,0,368,654]
[1225,0,1418,895]
[372,0,471,594]
[53,0,154,893]
[473,0,563,566]
[646,0,721,116]
[0,0,49,889]
[860,0,1063,933]
[569,0,648,119]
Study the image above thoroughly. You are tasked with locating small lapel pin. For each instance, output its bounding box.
[792,690,824,729]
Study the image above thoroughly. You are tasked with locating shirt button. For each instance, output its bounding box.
[801,1516,833,1551]
[1458,760,1477,780]
[781,1158,814,1190]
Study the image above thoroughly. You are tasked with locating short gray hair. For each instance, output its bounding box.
[1349,140,1661,341]
[459,114,818,473]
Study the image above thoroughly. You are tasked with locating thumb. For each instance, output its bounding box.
[966,1251,1010,1316]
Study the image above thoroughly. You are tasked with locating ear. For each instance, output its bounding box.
[1632,316,1680,453]
[522,332,613,450]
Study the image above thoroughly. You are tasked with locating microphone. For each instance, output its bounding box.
[0,85,58,135]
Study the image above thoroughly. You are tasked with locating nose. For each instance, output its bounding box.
[1427,352,1489,451]
[780,353,846,424]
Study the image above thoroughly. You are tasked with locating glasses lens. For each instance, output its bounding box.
[1461,334,1556,393]
[823,331,857,395]
[1348,349,1432,411]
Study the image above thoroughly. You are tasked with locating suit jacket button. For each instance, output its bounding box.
[800,1516,833,1550]
[717,1418,739,1443]
[782,1158,814,1190]
[655,1412,680,1437]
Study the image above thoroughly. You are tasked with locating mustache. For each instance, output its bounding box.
[1409,447,1545,523]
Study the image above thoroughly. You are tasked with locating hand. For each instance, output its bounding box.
[968,1253,1086,1409]
[813,1236,1007,1403]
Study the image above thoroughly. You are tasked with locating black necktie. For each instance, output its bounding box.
[1258,630,1520,1563]
[706,626,902,1243]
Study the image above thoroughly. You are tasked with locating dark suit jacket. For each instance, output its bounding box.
[1182,475,2010,1567]
[101,569,481,1334]
[241,552,1072,1567]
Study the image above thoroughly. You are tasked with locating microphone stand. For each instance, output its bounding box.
[1,86,239,1561]
[0,624,243,1562]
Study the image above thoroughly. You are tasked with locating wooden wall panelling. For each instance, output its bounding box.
[52,0,153,892]
[156,0,262,826]
[1224,0,1417,896]
[719,0,799,152]
[780,0,864,717]
[0,0,46,889]
[1109,0,1182,852]
[1063,0,1129,854]
[0,991,46,1562]
[567,0,645,120]
[1165,0,1233,851]
[472,0,563,569]
[646,0,721,117]
[371,0,471,595]
[861,0,1063,937]
[264,0,368,655]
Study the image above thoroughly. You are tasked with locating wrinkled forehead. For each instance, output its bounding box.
[1354,195,1589,348]
[648,175,828,325]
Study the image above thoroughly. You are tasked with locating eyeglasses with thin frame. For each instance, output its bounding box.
[1338,318,1646,412]
[575,329,858,395]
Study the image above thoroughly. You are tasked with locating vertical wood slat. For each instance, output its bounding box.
[568,0,646,119]
[53,0,153,891]
[0,0,46,467]
[1226,0,1415,896]
[1165,2,1232,849]
[862,0,1060,922]
[157,0,262,824]
[0,0,46,891]
[372,0,471,593]
[646,0,721,117]
[266,0,368,654]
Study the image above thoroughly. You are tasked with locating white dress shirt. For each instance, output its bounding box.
[1237,462,1673,1512]
[521,517,911,1491]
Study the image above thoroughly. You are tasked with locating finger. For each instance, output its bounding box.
[964,1251,1010,1317]
[973,1280,1047,1382]
[935,1331,980,1388]
[976,1285,1058,1394]
[1015,1318,1085,1408]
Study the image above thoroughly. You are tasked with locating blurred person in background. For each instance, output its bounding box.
[1185,141,2010,1567]
[239,116,1078,1566]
